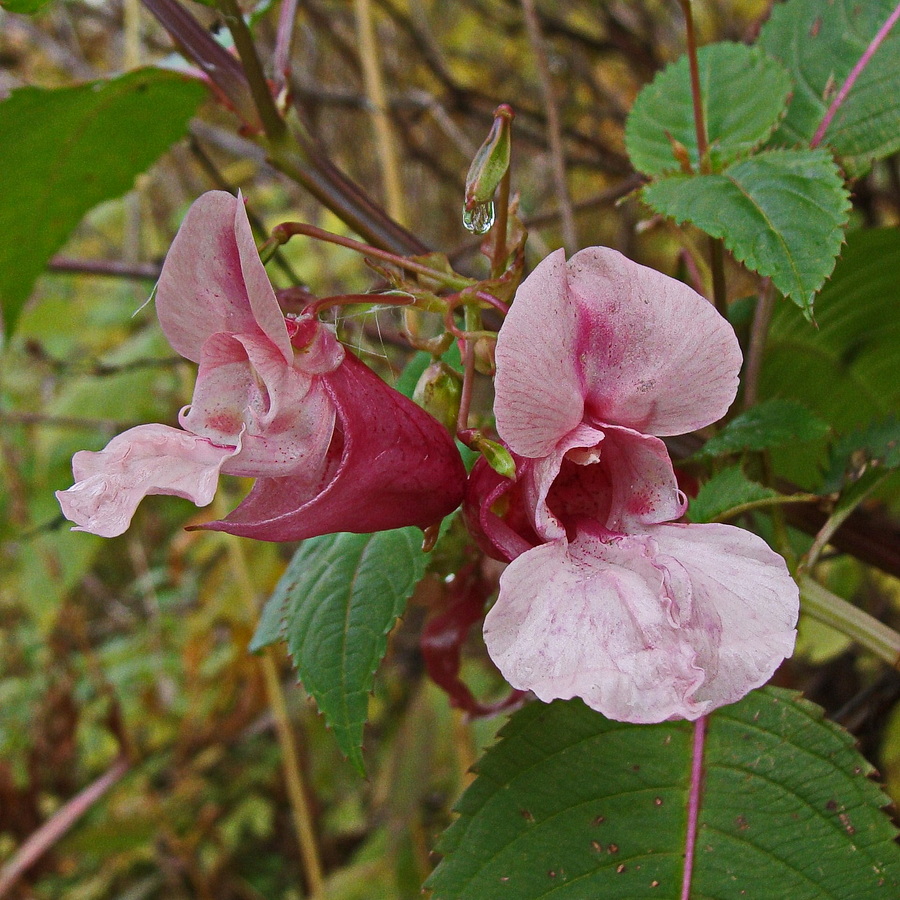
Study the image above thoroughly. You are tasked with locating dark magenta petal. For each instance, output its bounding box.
[463,455,540,563]
[201,352,467,540]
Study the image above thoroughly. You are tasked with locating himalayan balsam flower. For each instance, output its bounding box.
[57,191,465,540]
[466,248,799,723]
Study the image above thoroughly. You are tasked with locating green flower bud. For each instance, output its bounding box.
[413,361,463,433]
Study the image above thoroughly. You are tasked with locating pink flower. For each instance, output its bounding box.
[466,248,798,723]
[57,191,466,540]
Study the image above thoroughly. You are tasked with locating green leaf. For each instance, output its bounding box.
[642,148,849,314]
[0,69,206,335]
[625,42,792,176]
[250,529,430,774]
[0,0,53,11]
[759,228,900,488]
[427,690,900,898]
[694,398,830,459]
[759,0,900,176]
[688,466,778,524]
[822,417,900,493]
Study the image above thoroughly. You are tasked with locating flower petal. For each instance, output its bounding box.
[647,522,799,713]
[201,351,467,540]
[493,249,586,457]
[566,247,742,435]
[156,191,289,363]
[522,423,684,541]
[56,424,237,538]
[180,332,336,477]
[484,523,797,723]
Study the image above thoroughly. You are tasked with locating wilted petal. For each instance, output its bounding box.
[202,351,467,540]
[493,249,585,457]
[180,332,336,477]
[484,523,797,723]
[55,424,237,538]
[156,191,290,363]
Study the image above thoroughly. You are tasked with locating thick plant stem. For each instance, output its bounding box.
[681,716,707,900]
[491,167,511,278]
[215,0,286,143]
[354,0,407,224]
[708,235,728,318]
[743,279,774,409]
[222,526,326,897]
[800,575,900,669]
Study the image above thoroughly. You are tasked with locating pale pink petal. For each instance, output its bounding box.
[522,423,684,542]
[484,534,711,723]
[493,249,586,457]
[155,191,289,362]
[566,247,742,435]
[202,351,467,541]
[56,424,237,538]
[232,191,292,362]
[180,332,336,478]
[647,522,799,712]
[484,524,797,723]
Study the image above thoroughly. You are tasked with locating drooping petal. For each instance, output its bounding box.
[56,424,237,538]
[201,351,467,540]
[155,191,290,363]
[493,249,586,457]
[567,247,742,435]
[179,332,336,477]
[647,522,799,713]
[522,423,684,542]
[483,523,797,723]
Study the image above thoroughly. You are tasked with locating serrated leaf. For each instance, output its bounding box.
[694,398,830,459]
[642,148,849,314]
[251,529,429,774]
[688,465,777,524]
[760,228,900,489]
[427,689,900,898]
[0,69,206,335]
[759,0,900,176]
[625,42,792,176]
[822,417,900,493]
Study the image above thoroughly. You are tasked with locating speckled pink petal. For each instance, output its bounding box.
[201,351,467,541]
[493,249,586,458]
[566,247,742,435]
[55,424,237,538]
[646,522,799,713]
[521,423,684,542]
[484,523,797,723]
[179,332,335,478]
[156,191,289,362]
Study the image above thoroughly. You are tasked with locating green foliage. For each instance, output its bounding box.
[642,149,849,314]
[427,690,900,898]
[759,0,900,176]
[693,398,830,459]
[251,529,430,773]
[760,228,900,485]
[0,70,205,336]
[822,417,900,493]
[688,466,777,524]
[0,0,53,12]
[625,42,791,175]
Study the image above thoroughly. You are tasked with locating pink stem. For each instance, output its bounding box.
[811,2,900,148]
[0,757,130,897]
[274,0,300,93]
[681,715,707,900]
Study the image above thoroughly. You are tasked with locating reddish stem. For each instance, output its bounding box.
[681,716,707,900]
[811,2,900,149]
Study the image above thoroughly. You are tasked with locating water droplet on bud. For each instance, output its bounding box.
[462,200,495,234]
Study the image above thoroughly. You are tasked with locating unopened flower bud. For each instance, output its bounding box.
[473,336,496,375]
[413,361,463,433]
